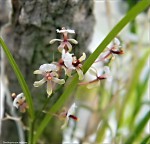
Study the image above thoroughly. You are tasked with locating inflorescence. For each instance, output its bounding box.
[11,27,124,129]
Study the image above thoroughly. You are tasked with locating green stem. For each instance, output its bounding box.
[28,119,34,144]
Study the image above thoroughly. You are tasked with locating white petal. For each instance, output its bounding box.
[114,38,120,46]
[47,81,52,97]
[52,77,65,84]
[68,39,78,44]
[76,68,84,80]
[100,50,110,58]
[13,98,19,108]
[61,118,69,129]
[64,61,74,69]
[51,71,59,77]
[66,29,75,33]
[16,93,24,98]
[58,42,65,53]
[56,29,75,34]
[62,51,74,69]
[13,93,26,108]
[65,69,72,77]
[13,93,25,108]
[107,38,120,49]
[107,42,113,49]
[79,53,86,62]
[89,67,97,76]
[39,64,58,72]
[33,78,46,87]
[49,39,62,44]
[87,81,100,89]
[66,42,72,52]
[16,93,25,101]
[33,70,42,75]
[103,66,110,74]
[67,103,77,116]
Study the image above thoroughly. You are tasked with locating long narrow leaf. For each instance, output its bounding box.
[124,111,150,144]
[130,70,150,127]
[33,0,150,143]
[118,50,150,128]
[0,38,35,119]
[140,135,150,144]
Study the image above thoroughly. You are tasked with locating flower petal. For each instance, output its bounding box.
[47,81,52,97]
[67,103,77,116]
[89,67,97,76]
[61,118,69,129]
[39,63,58,72]
[100,50,111,60]
[49,39,62,44]
[87,80,100,89]
[13,99,19,108]
[33,78,46,87]
[58,42,65,53]
[103,66,110,74]
[56,29,75,34]
[33,70,42,75]
[68,39,78,44]
[62,51,74,69]
[114,37,120,46]
[79,53,86,62]
[76,68,84,80]
[66,69,72,77]
[66,42,72,52]
[52,77,65,84]
[51,71,59,77]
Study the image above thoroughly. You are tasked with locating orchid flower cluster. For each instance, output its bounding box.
[11,27,123,129]
[33,27,86,97]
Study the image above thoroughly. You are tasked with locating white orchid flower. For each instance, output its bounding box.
[49,27,78,53]
[33,63,65,97]
[61,103,79,129]
[13,93,28,113]
[61,50,86,80]
[79,66,112,89]
[96,38,124,62]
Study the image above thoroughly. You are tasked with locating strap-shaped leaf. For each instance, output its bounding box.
[0,38,35,120]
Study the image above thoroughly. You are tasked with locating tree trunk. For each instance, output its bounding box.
[1,0,95,142]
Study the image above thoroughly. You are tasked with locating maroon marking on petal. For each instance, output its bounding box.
[59,59,64,66]
[69,115,78,121]
[72,60,80,67]
[98,75,107,80]
[64,44,69,52]
[79,79,98,85]
[95,51,111,63]
[111,50,124,54]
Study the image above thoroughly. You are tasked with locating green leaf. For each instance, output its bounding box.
[124,111,150,144]
[140,135,150,144]
[117,50,150,128]
[95,121,108,143]
[129,70,150,126]
[0,38,35,120]
[33,0,150,143]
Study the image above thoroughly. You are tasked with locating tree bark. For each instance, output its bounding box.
[1,0,95,142]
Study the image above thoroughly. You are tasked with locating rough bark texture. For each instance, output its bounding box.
[1,0,95,142]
